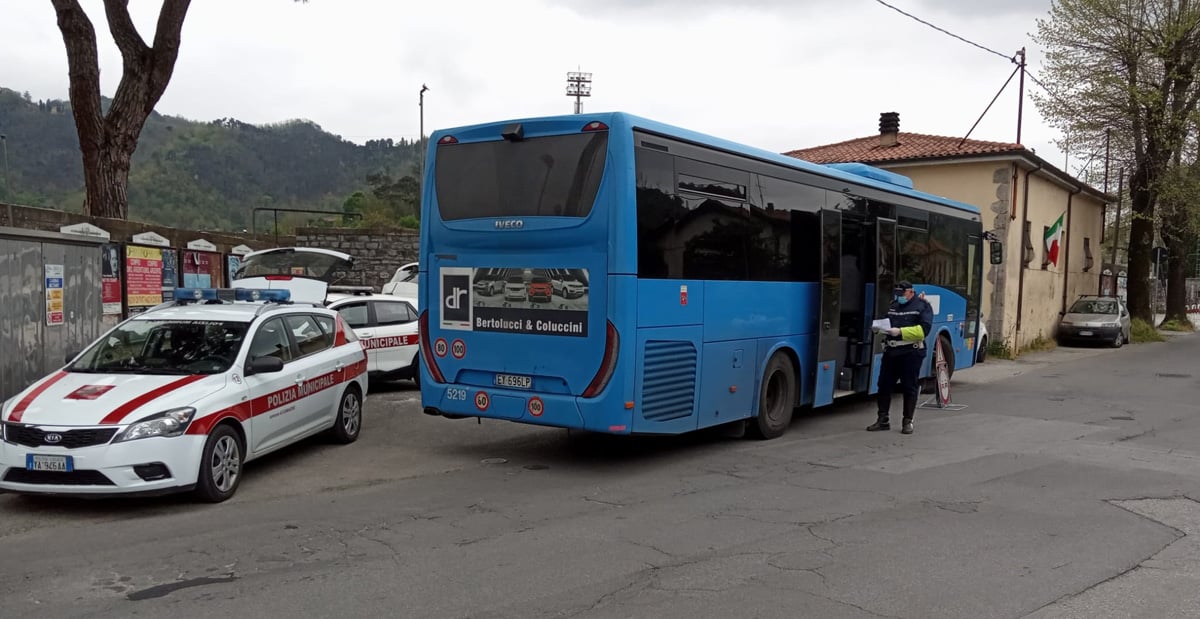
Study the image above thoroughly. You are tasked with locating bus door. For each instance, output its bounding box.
[838,213,874,394]
[868,218,898,395]
[814,209,841,407]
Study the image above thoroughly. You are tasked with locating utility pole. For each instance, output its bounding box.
[1015,47,1026,145]
[419,84,429,177]
[566,71,592,114]
[1,134,10,226]
[1111,170,1124,267]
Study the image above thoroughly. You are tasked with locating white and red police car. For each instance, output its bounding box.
[0,286,368,502]
[325,288,421,384]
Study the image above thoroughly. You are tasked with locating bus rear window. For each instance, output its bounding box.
[434,132,608,221]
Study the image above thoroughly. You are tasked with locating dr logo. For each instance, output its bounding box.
[441,270,471,326]
[474,391,490,411]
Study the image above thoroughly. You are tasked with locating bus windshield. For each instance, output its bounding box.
[434,132,608,221]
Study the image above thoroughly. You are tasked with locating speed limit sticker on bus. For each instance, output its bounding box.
[434,338,449,358]
[474,391,490,411]
[527,396,544,417]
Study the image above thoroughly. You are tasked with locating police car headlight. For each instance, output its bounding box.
[112,407,197,443]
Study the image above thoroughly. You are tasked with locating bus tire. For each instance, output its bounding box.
[748,352,797,440]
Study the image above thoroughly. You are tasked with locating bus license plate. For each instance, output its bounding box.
[27,454,73,472]
[1079,330,1093,336]
[495,373,532,389]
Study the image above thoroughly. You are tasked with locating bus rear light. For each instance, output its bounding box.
[264,275,293,281]
[438,135,459,144]
[582,320,619,398]
[582,121,608,132]
[418,311,447,384]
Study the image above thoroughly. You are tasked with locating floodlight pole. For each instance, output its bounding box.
[566,71,592,114]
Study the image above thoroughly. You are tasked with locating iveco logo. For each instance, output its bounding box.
[494,219,524,230]
[43,433,63,444]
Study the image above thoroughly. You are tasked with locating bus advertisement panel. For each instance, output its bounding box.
[417,112,990,440]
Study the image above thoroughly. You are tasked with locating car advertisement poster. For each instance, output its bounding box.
[440,267,589,337]
[126,245,164,308]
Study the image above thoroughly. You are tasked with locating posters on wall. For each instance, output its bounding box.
[126,245,164,308]
[45,264,64,326]
[100,243,122,315]
[161,249,177,293]
[227,255,242,286]
[182,251,216,288]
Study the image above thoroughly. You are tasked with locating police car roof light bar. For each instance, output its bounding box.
[172,287,292,305]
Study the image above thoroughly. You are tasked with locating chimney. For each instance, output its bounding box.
[879,111,900,147]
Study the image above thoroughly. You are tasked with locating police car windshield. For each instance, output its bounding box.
[68,320,250,375]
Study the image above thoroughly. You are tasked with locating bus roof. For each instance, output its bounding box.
[429,111,981,216]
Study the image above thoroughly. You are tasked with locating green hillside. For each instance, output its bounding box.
[0,87,422,231]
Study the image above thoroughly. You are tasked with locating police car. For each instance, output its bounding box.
[0,286,368,502]
[325,287,421,384]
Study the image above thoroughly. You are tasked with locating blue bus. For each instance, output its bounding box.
[417,112,995,439]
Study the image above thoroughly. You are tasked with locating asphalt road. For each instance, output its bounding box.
[3,336,1200,618]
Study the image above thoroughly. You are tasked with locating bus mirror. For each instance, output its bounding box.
[990,241,1003,265]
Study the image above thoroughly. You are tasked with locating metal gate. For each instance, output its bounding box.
[0,227,105,402]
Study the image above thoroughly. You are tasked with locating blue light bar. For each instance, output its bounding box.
[235,288,291,302]
[173,288,220,301]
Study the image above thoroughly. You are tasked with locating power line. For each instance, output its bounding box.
[872,0,1014,62]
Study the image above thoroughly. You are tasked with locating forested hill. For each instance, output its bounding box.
[0,87,422,231]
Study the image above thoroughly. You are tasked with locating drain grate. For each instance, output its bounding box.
[1156,373,1192,379]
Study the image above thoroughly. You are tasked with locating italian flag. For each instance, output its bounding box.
[1045,211,1065,267]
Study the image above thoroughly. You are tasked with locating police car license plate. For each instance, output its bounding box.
[1079,330,1093,336]
[495,373,532,389]
[27,454,73,472]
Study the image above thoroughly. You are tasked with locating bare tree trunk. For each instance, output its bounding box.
[50,0,191,220]
[1126,164,1156,322]
[1163,231,1193,325]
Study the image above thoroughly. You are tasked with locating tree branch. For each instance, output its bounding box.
[102,0,148,67]
[50,0,103,151]
[146,0,191,111]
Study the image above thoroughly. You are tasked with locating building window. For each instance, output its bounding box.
[1023,221,1034,266]
[1041,225,1051,269]
[1083,237,1094,272]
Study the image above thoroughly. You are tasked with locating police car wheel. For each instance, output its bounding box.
[748,352,796,440]
[194,424,243,503]
[330,386,362,444]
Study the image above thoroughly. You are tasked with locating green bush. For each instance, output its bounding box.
[987,337,1014,360]
[1131,318,1165,343]
[1158,318,1195,332]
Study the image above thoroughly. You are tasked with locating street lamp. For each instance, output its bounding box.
[566,71,592,114]
[419,84,429,177]
[0,134,10,226]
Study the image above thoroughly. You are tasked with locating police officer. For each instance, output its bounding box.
[868,280,932,435]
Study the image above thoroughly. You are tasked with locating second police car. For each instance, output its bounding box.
[0,249,372,502]
[325,287,421,384]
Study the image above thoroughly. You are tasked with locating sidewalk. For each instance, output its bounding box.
[955,344,1116,386]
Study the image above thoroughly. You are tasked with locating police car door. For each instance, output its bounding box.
[244,317,304,454]
[368,299,419,374]
[333,301,374,372]
[280,313,342,431]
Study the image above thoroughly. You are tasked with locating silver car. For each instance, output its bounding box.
[1057,295,1131,347]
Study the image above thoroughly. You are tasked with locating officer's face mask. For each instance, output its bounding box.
[894,289,909,304]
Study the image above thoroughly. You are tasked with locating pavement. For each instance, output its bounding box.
[0,331,1199,618]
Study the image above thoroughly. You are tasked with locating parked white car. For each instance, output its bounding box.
[0,287,368,502]
[326,289,420,384]
[382,262,418,296]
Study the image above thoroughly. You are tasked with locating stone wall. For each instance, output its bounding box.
[0,202,292,252]
[295,226,419,289]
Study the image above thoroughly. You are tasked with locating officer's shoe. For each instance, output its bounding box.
[867,418,890,431]
[901,419,914,434]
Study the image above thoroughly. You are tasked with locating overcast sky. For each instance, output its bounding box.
[2,0,1091,179]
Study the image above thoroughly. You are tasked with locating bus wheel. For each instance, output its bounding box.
[748,352,796,440]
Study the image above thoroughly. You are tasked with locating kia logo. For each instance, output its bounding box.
[43,433,63,444]
[494,219,524,230]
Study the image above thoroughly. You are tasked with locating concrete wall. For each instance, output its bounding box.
[295,227,419,289]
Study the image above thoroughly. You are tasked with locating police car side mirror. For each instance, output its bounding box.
[246,356,285,376]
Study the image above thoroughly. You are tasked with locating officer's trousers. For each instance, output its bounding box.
[876,350,925,421]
